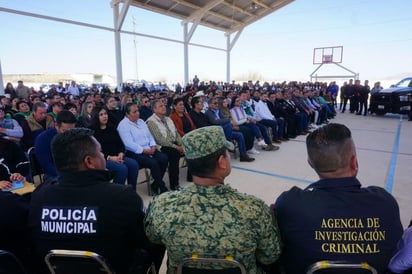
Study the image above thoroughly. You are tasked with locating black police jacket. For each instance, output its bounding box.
[29,169,147,273]
[274,177,403,274]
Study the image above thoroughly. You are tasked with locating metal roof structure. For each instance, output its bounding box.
[125,0,294,34]
[0,0,294,91]
[111,0,294,86]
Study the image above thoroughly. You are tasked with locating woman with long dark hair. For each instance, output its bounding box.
[77,101,94,128]
[170,97,196,181]
[4,82,17,98]
[89,106,139,190]
[169,97,196,137]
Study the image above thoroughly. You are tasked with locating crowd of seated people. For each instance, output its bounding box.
[2,78,410,274]
[0,78,382,184]
[0,78,356,195]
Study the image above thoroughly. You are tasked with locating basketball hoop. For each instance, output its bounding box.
[322,55,333,64]
[310,46,358,82]
[313,46,343,65]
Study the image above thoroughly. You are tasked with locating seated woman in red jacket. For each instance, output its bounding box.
[169,97,196,181]
[169,97,196,137]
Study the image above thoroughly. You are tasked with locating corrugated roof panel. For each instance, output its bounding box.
[128,0,294,33]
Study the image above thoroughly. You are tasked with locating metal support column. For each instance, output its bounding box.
[182,20,198,86]
[0,59,4,94]
[225,29,243,83]
[226,34,231,83]
[112,0,131,91]
[183,22,189,87]
[113,5,123,91]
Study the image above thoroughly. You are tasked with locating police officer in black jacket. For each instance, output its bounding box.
[274,123,403,274]
[29,128,163,273]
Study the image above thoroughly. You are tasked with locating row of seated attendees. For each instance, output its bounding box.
[0,81,347,206]
[3,77,382,114]
[1,80,338,163]
[0,122,411,273]
[0,78,408,274]
[4,78,335,99]
[0,77,385,188]
[4,80,114,99]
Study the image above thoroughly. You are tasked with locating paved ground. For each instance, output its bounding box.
[138,111,412,229]
[135,110,412,273]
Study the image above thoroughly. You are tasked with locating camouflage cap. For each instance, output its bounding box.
[182,126,234,159]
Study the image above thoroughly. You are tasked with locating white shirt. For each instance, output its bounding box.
[67,85,80,96]
[254,100,275,121]
[117,117,157,154]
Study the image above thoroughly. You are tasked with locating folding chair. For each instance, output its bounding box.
[180,154,187,168]
[137,167,154,195]
[27,147,44,184]
[306,260,378,274]
[176,255,247,274]
[45,249,114,274]
[0,157,30,176]
[228,140,239,159]
[16,160,30,177]
[0,249,27,274]
[0,160,11,177]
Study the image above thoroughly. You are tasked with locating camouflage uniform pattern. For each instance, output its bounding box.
[182,126,234,159]
[145,184,281,274]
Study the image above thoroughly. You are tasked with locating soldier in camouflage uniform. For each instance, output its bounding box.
[145,126,281,274]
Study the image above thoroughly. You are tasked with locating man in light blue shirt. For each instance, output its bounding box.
[117,103,168,195]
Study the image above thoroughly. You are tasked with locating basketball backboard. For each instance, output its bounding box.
[313,46,343,64]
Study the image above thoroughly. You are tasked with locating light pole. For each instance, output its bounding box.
[132,16,138,83]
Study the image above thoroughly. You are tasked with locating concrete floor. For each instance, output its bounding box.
[138,111,412,229]
[135,111,412,273]
[26,109,411,273]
